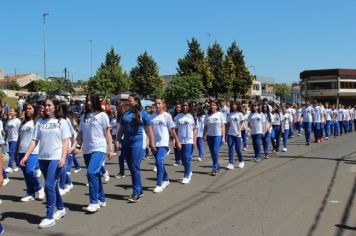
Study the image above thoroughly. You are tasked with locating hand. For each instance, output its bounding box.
[20,157,28,166]
[107,152,115,160]
[58,158,66,168]
[176,142,182,150]
[203,136,207,142]
[222,139,226,145]
[262,133,265,137]
[150,146,157,155]
[193,142,197,149]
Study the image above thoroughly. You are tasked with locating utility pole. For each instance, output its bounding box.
[206,33,211,47]
[89,40,93,77]
[43,13,49,80]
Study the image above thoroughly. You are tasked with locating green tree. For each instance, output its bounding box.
[164,74,205,105]
[227,41,254,99]
[7,81,21,90]
[87,47,130,96]
[207,42,224,98]
[177,38,213,93]
[219,56,236,99]
[52,78,74,93]
[275,83,291,103]
[31,80,56,92]
[130,51,163,98]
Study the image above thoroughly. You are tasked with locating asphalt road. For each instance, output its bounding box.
[0,132,355,236]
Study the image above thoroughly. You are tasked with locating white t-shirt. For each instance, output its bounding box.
[33,118,71,160]
[272,113,283,125]
[66,118,76,149]
[175,113,196,144]
[242,112,250,130]
[345,109,351,121]
[338,109,344,121]
[324,109,332,121]
[247,112,266,135]
[151,112,175,147]
[204,112,225,136]
[287,108,296,122]
[296,108,302,122]
[6,118,21,142]
[332,110,339,122]
[196,115,205,138]
[79,112,110,155]
[263,112,274,132]
[282,113,292,130]
[314,106,323,123]
[220,106,230,122]
[19,120,39,154]
[302,106,314,123]
[227,112,244,137]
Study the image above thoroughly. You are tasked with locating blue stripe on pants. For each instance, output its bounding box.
[84,152,106,204]
[39,160,63,219]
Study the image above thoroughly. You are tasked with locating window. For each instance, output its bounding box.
[253,84,260,91]
[308,82,337,90]
[341,82,356,89]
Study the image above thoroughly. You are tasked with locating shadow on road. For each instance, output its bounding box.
[0,194,22,202]
[0,211,41,224]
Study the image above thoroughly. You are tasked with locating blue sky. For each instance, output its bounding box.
[1,0,356,83]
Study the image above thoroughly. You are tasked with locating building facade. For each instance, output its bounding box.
[300,69,356,105]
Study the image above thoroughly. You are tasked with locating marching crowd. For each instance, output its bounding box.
[0,93,355,230]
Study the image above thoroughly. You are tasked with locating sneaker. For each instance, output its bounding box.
[21,195,35,202]
[86,183,89,187]
[37,187,45,200]
[153,186,164,193]
[210,171,218,176]
[173,163,178,167]
[66,171,72,175]
[3,178,9,186]
[84,204,100,212]
[265,155,270,159]
[282,148,287,152]
[181,177,190,184]
[73,168,81,173]
[13,167,20,172]
[254,158,260,162]
[153,166,157,172]
[4,167,13,173]
[115,174,126,179]
[99,201,107,207]
[226,164,234,170]
[103,171,110,183]
[59,188,66,196]
[128,195,140,203]
[198,157,202,162]
[53,209,66,220]
[325,137,329,140]
[38,218,56,228]
[65,183,74,192]
[243,148,247,151]
[238,162,245,168]
[306,142,310,146]
[291,135,294,138]
[162,180,170,189]
[298,133,301,136]
[35,169,42,178]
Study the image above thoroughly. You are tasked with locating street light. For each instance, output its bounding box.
[89,40,93,77]
[206,33,211,47]
[43,13,49,80]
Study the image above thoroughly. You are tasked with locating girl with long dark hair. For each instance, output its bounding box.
[247,103,266,161]
[77,91,113,212]
[21,96,70,228]
[262,104,274,159]
[115,101,128,179]
[172,103,182,166]
[117,94,155,202]
[5,108,21,173]
[17,103,45,202]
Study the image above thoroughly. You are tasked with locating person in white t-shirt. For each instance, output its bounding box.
[353,105,356,132]
[324,103,333,139]
[175,101,197,184]
[286,104,296,138]
[281,106,292,152]
[17,102,44,202]
[21,97,71,228]
[332,104,339,137]
[195,107,205,162]
[226,101,244,169]
[115,101,128,178]
[151,98,180,192]
[5,108,21,173]
[271,104,283,152]
[77,91,113,213]
[241,105,250,151]
[203,100,226,176]
[247,103,266,161]
[302,100,315,145]
[262,104,274,159]
[295,104,303,136]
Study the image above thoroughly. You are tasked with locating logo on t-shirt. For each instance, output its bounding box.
[83,117,99,124]
[40,123,60,129]
[152,120,167,126]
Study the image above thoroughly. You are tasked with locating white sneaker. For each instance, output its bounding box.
[115,174,126,179]
[153,166,157,172]
[66,172,72,175]
[4,167,13,173]
[103,171,110,183]
[13,167,20,172]
[226,164,235,170]
[298,134,301,136]
[162,180,170,189]
[65,183,74,192]
[98,201,107,207]
[35,169,42,178]
[198,157,202,162]
[84,204,100,213]
[59,188,66,196]
[38,218,56,228]
[282,148,287,152]
[243,148,247,151]
[166,149,171,156]
[3,178,9,186]
[21,195,35,202]
[173,163,178,167]
[37,187,45,200]
[53,209,66,220]
[73,168,81,173]
[181,177,190,184]
[153,186,164,193]
[238,162,245,168]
